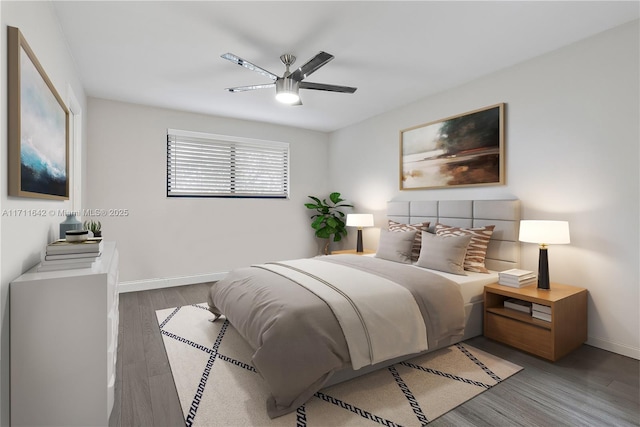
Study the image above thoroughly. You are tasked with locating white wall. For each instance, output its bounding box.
[0,1,88,424]
[329,21,639,359]
[86,98,330,287]
[1,6,634,427]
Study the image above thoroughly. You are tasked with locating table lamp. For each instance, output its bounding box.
[346,214,374,252]
[519,220,570,289]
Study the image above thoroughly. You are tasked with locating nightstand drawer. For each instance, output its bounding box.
[485,313,553,359]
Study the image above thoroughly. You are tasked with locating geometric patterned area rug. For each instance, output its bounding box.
[157,303,522,427]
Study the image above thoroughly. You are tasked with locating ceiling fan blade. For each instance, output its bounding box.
[225,83,275,92]
[221,53,278,81]
[300,81,357,93]
[289,51,334,81]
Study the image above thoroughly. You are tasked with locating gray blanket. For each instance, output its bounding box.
[208,255,465,418]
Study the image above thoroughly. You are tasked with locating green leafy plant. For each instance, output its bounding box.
[83,220,102,237]
[305,192,353,254]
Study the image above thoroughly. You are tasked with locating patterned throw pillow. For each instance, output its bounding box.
[388,220,431,262]
[435,223,495,273]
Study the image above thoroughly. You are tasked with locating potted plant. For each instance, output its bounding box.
[83,220,102,238]
[305,192,353,255]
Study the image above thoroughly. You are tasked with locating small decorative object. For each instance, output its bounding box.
[8,26,69,199]
[400,103,504,190]
[83,220,102,238]
[305,192,353,255]
[518,220,571,290]
[59,213,82,239]
[65,230,88,243]
[346,214,374,252]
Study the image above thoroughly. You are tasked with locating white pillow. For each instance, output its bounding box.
[435,223,495,273]
[388,220,430,262]
[416,231,472,275]
[375,229,416,264]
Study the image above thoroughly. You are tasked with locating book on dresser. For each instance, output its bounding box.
[40,238,103,271]
[37,258,101,272]
[44,251,102,261]
[498,268,537,287]
[46,238,103,255]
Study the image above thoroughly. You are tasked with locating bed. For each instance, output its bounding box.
[208,199,520,418]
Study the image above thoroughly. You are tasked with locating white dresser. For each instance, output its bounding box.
[10,242,119,426]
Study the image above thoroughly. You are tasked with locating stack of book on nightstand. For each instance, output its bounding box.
[504,298,532,314]
[498,269,537,287]
[38,238,103,272]
[532,302,552,322]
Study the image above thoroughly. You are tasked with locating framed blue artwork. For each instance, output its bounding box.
[8,26,69,200]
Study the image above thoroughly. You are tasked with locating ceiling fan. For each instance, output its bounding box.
[221,51,357,105]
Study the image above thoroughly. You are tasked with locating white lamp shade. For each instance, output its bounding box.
[519,220,570,245]
[346,214,374,228]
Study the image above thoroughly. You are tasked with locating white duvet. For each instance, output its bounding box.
[259,258,428,370]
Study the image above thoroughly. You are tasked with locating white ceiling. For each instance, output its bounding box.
[52,1,638,132]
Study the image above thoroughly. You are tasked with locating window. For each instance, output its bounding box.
[167,129,289,198]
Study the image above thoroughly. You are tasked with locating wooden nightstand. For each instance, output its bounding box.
[484,282,587,361]
[331,249,375,255]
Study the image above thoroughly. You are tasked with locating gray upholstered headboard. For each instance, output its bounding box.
[387,199,520,271]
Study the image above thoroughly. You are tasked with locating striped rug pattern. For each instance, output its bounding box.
[157,303,522,426]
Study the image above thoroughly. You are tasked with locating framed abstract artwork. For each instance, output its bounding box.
[8,26,69,200]
[400,103,505,190]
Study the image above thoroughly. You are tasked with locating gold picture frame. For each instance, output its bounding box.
[8,26,69,200]
[400,103,505,190]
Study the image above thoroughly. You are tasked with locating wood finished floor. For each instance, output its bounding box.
[111,283,640,427]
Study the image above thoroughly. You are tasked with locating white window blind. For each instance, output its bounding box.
[167,129,289,198]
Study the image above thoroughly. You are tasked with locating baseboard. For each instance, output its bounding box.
[587,335,640,360]
[118,272,228,293]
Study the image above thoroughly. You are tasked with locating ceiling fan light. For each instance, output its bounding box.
[275,78,300,104]
[275,92,300,104]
